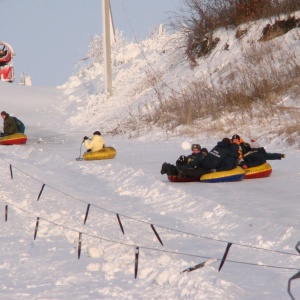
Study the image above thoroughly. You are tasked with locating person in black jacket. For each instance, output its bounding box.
[160,144,208,176]
[200,137,239,172]
[238,139,285,169]
[231,134,251,160]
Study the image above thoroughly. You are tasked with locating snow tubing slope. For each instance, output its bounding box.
[0,133,27,145]
[244,162,272,179]
[200,167,245,183]
[167,175,199,182]
[82,147,116,160]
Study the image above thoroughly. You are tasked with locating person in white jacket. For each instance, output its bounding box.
[83,131,105,152]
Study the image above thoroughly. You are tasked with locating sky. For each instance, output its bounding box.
[0,0,182,87]
[0,12,300,299]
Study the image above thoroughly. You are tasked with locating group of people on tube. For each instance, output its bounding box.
[161,134,285,178]
[1,111,284,172]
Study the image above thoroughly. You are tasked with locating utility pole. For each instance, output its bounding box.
[102,0,112,96]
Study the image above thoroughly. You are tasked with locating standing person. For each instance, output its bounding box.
[201,137,239,172]
[160,144,208,176]
[83,131,105,152]
[0,111,18,136]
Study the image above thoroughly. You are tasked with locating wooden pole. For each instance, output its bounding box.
[102,0,112,96]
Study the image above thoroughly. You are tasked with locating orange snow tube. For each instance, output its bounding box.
[0,133,27,145]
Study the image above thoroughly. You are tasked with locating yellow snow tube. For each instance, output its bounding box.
[83,147,117,161]
[200,167,245,183]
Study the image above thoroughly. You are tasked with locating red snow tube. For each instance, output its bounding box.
[244,162,272,179]
[167,175,200,182]
[0,133,27,145]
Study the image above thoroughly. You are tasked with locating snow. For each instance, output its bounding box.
[0,15,300,300]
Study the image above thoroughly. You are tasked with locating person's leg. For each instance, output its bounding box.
[160,162,169,174]
[167,164,178,176]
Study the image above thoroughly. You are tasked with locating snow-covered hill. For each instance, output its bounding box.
[0,14,300,300]
[59,15,300,148]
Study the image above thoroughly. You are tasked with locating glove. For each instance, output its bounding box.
[242,164,248,169]
[176,155,187,165]
[83,136,89,141]
[210,169,216,173]
[281,154,285,158]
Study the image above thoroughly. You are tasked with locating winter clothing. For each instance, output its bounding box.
[1,112,18,136]
[177,150,207,172]
[231,134,240,141]
[236,138,284,166]
[231,134,251,159]
[160,163,179,176]
[201,140,239,172]
[254,147,284,160]
[249,139,260,149]
[239,150,266,169]
[160,148,208,177]
[84,134,105,152]
[13,117,25,133]
[191,144,201,151]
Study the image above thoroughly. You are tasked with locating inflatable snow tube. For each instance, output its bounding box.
[244,162,272,179]
[200,167,245,183]
[167,175,199,182]
[0,133,27,145]
[83,147,116,161]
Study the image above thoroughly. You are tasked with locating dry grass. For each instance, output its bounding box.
[112,33,300,142]
[109,5,300,144]
[168,0,300,65]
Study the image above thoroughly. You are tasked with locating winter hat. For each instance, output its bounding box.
[231,134,240,141]
[249,139,260,149]
[191,144,201,151]
[222,137,231,145]
[93,131,101,136]
[201,148,208,155]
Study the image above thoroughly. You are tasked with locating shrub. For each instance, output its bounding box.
[169,0,300,65]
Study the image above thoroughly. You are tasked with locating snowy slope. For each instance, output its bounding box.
[0,15,300,300]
